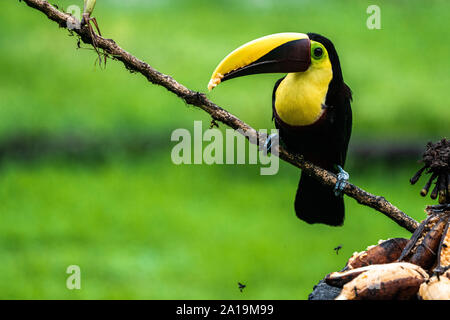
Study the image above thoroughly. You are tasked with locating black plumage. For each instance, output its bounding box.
[272,33,353,226]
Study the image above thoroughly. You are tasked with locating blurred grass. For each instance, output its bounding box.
[0,0,448,299]
[0,156,431,299]
[0,0,448,139]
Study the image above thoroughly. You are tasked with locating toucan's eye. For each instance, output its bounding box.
[313,47,323,59]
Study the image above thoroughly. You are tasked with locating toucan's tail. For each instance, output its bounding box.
[294,172,345,226]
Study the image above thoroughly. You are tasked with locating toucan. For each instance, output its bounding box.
[208,33,352,226]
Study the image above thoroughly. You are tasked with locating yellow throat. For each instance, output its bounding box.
[275,59,333,126]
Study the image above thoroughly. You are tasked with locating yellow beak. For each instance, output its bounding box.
[208,33,311,91]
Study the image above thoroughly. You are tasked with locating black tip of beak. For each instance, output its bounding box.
[223,38,311,82]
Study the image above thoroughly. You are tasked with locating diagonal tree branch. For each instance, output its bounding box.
[20,0,420,232]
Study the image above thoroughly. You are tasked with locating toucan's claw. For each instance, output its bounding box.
[334,165,349,197]
[263,133,279,156]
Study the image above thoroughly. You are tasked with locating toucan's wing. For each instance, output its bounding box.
[335,83,353,166]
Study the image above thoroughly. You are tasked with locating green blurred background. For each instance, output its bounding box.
[0,0,448,299]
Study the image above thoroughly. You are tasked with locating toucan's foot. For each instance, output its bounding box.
[334,165,349,197]
[262,133,279,156]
